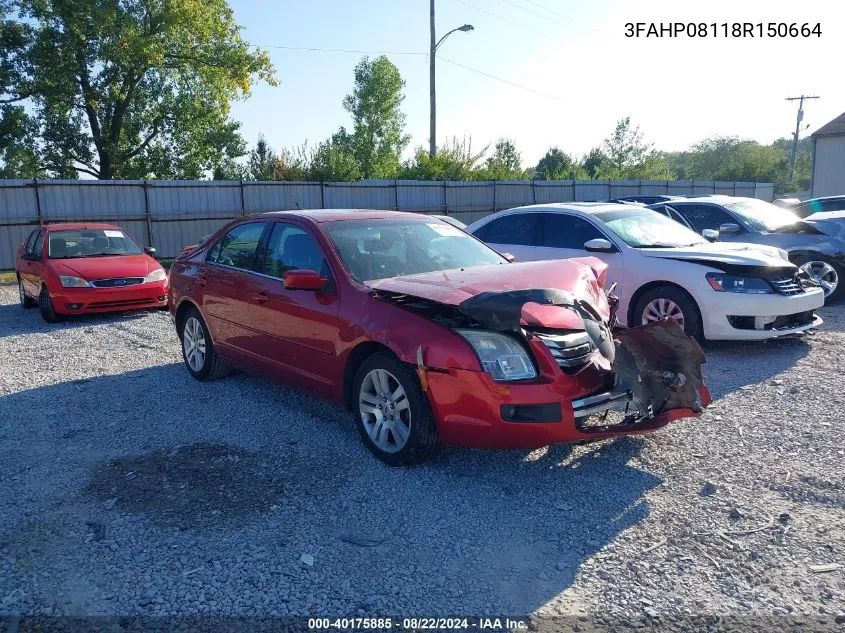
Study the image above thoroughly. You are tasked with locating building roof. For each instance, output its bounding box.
[811,112,845,138]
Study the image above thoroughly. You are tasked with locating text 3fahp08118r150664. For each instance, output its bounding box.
[624,22,822,38]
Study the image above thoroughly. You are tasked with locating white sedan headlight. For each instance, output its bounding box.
[455,329,537,381]
[144,268,167,283]
[59,276,91,288]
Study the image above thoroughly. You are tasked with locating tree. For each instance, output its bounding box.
[1,0,275,179]
[581,147,606,179]
[535,147,587,180]
[342,56,409,179]
[308,134,362,182]
[596,117,673,179]
[400,137,485,180]
[480,138,525,180]
[247,135,278,181]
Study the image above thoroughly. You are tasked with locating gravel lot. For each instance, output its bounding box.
[0,282,843,625]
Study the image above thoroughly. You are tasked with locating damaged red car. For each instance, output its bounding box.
[168,210,711,465]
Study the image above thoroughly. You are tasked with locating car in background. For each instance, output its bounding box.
[647,196,845,302]
[466,204,824,341]
[788,195,845,218]
[168,210,709,465]
[608,195,686,205]
[16,223,168,322]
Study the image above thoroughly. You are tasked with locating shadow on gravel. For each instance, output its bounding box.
[0,300,164,338]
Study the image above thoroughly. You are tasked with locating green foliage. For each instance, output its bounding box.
[308,135,362,182]
[247,135,278,181]
[2,0,275,179]
[534,147,587,180]
[581,147,606,179]
[479,138,525,180]
[341,56,410,179]
[596,117,674,180]
[400,137,485,180]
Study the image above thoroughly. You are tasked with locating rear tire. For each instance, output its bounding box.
[178,308,230,381]
[38,286,64,323]
[18,278,36,309]
[352,352,439,466]
[790,253,843,303]
[633,285,702,341]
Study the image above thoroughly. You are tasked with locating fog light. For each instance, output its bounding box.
[157,296,166,301]
[753,316,777,330]
[65,303,82,310]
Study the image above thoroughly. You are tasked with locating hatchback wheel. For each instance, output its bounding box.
[352,352,439,466]
[634,285,702,341]
[38,286,64,323]
[179,309,230,380]
[18,279,36,309]
[798,258,842,302]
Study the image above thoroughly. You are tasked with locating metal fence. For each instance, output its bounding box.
[0,178,775,269]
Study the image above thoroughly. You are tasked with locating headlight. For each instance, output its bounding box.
[144,269,167,283]
[706,273,773,294]
[59,276,91,288]
[455,329,537,381]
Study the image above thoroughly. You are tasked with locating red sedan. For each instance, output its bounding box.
[168,210,711,465]
[16,223,168,322]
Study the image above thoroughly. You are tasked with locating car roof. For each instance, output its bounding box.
[42,222,122,231]
[255,209,433,223]
[491,202,649,216]
[800,195,845,203]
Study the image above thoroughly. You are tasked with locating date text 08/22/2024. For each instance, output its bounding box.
[624,22,821,38]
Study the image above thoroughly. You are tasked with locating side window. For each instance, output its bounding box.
[207,222,266,271]
[663,206,693,229]
[821,199,845,212]
[481,214,539,246]
[32,232,44,258]
[24,230,39,255]
[261,222,328,278]
[541,214,604,249]
[673,205,736,233]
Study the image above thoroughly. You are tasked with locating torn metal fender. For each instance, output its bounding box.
[613,318,712,417]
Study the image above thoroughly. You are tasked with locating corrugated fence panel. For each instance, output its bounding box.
[397,181,445,213]
[0,180,38,221]
[446,181,494,212]
[608,180,641,199]
[148,181,241,218]
[0,224,34,269]
[574,181,610,201]
[151,217,233,256]
[324,181,396,209]
[692,181,717,196]
[714,182,737,196]
[37,180,146,221]
[534,181,576,203]
[667,180,694,196]
[639,180,671,194]
[734,182,757,198]
[755,183,775,201]
[243,182,323,212]
[495,181,534,210]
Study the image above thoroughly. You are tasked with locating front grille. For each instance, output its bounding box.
[532,331,594,369]
[769,276,804,296]
[90,277,145,288]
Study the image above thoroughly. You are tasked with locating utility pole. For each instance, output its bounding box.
[785,95,819,185]
[429,0,437,158]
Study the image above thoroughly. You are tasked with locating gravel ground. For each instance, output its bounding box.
[0,283,843,625]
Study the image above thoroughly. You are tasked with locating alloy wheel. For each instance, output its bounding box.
[358,368,411,454]
[642,298,686,328]
[182,317,207,372]
[800,261,839,298]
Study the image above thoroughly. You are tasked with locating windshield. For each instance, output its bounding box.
[323,219,507,282]
[48,229,143,259]
[597,209,707,248]
[723,199,801,232]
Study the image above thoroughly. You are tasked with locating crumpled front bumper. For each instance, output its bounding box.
[422,319,711,449]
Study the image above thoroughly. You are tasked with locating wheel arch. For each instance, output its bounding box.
[627,280,703,328]
[342,341,398,410]
[174,298,203,335]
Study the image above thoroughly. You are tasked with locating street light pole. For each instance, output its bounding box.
[429,1,473,158]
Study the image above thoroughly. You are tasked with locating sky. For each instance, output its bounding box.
[227,0,845,167]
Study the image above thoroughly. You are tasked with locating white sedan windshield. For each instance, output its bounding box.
[597,209,707,248]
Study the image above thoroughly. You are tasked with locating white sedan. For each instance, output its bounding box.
[466,203,825,341]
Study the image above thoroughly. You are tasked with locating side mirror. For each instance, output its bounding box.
[283,269,328,291]
[584,238,616,253]
[144,246,158,258]
[701,229,719,241]
[718,223,742,235]
[502,252,516,263]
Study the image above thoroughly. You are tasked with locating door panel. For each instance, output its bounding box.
[248,222,343,394]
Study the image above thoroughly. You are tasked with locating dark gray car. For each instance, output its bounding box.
[648,196,845,302]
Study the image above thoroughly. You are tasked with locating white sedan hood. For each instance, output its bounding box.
[638,241,793,268]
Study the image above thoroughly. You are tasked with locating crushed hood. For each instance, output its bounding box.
[639,241,792,268]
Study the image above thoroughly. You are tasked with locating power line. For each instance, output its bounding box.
[450,0,562,41]
[252,44,426,56]
[438,56,566,104]
[520,0,604,32]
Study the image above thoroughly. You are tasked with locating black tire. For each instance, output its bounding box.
[633,285,703,341]
[177,308,230,381]
[351,352,439,466]
[18,278,36,309]
[38,286,64,323]
[790,252,844,304]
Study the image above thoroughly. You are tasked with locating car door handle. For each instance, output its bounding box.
[252,291,270,303]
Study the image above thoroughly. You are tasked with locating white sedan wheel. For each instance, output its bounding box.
[800,261,839,298]
[641,298,686,328]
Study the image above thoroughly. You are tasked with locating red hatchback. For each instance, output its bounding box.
[168,210,710,465]
[16,223,168,322]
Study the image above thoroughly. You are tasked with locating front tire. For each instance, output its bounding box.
[352,352,439,466]
[791,253,843,303]
[633,285,702,341]
[19,279,36,309]
[38,286,64,323]
[178,309,230,381]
